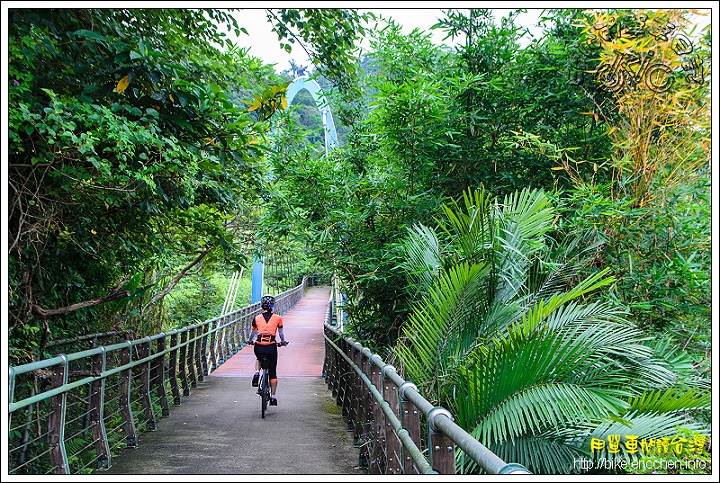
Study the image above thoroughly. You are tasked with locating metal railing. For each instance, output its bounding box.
[322,289,531,475]
[6,279,307,475]
[9,275,530,475]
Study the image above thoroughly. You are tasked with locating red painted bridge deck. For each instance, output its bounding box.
[211,285,331,378]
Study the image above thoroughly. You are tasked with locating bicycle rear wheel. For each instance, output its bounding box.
[260,370,269,418]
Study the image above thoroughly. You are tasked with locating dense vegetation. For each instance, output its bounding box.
[7,8,369,359]
[261,8,713,474]
[7,7,712,475]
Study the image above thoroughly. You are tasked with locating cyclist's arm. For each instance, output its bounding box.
[278,326,285,343]
[248,319,258,342]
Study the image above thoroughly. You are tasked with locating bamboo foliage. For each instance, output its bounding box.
[578,8,711,207]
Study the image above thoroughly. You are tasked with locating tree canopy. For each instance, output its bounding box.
[6,7,371,361]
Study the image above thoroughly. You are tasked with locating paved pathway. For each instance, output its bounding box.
[99,286,367,476]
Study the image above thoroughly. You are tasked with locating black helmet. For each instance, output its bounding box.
[260,294,275,310]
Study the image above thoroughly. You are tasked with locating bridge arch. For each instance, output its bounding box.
[285,75,339,154]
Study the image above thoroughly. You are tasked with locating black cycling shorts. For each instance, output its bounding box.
[254,343,279,380]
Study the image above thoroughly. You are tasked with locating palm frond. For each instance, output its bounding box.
[475,298,524,339]
[643,335,698,379]
[493,224,532,303]
[547,313,687,390]
[527,258,576,305]
[455,323,636,439]
[395,260,489,395]
[527,229,606,305]
[543,299,627,331]
[437,187,493,264]
[471,382,630,446]
[627,385,711,414]
[468,434,585,475]
[520,268,616,332]
[454,301,688,443]
[499,188,555,242]
[491,189,555,304]
[399,222,444,297]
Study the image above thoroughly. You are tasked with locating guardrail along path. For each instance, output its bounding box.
[102,286,366,475]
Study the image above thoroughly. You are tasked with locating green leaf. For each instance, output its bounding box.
[73,29,109,43]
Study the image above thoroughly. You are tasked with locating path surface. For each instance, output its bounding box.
[99,286,366,476]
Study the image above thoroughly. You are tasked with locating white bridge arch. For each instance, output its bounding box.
[285,75,339,155]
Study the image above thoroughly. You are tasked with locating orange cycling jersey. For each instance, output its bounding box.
[253,313,283,345]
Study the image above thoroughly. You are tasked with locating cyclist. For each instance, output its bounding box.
[249,294,286,406]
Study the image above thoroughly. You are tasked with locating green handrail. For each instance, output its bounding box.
[7,278,307,475]
[322,281,532,475]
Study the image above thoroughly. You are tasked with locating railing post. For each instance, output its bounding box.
[90,348,111,470]
[187,327,197,388]
[238,309,245,347]
[382,366,402,475]
[208,319,218,370]
[234,310,243,354]
[339,338,352,418]
[350,342,363,448]
[223,315,233,359]
[322,327,332,386]
[138,339,156,430]
[179,330,191,396]
[399,382,421,474]
[428,407,455,474]
[359,348,373,469]
[332,342,341,396]
[153,335,170,417]
[48,355,69,474]
[331,342,341,401]
[369,357,386,474]
[324,329,339,399]
[198,323,209,378]
[168,331,181,405]
[119,344,138,446]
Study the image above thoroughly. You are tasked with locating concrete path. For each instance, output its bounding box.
[98,286,367,477]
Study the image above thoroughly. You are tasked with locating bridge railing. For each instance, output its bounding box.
[6,278,307,475]
[322,290,531,475]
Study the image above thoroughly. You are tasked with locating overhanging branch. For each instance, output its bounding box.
[143,247,213,311]
[31,279,131,319]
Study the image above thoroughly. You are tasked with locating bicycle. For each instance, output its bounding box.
[247,340,289,418]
